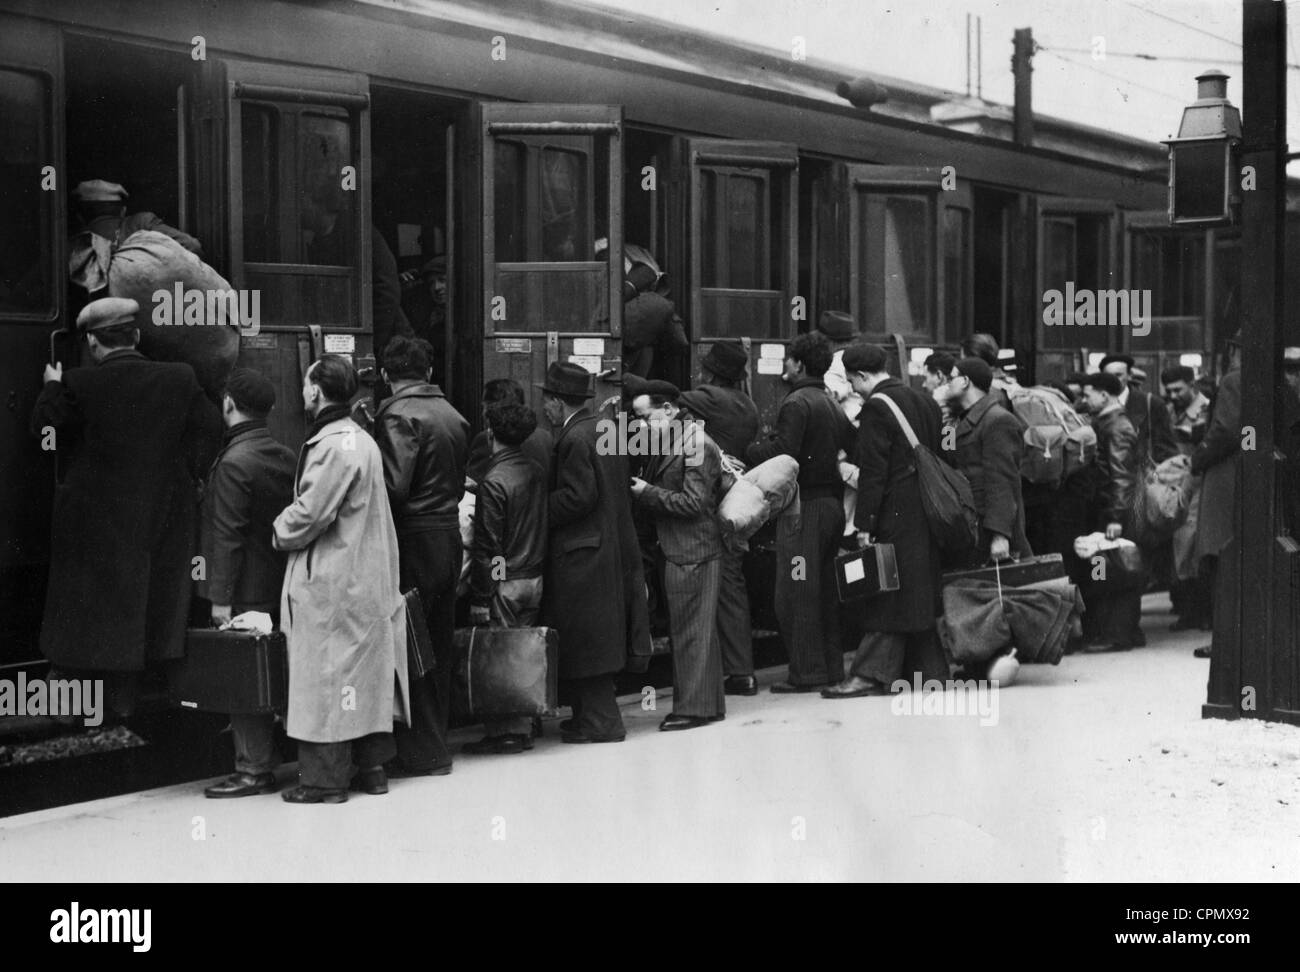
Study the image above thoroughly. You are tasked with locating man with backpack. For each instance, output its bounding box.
[821,344,947,699]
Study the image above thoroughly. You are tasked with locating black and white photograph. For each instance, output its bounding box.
[0,0,1294,933]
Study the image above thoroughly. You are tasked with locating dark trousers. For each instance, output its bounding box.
[229,600,279,775]
[394,526,459,771]
[663,557,724,718]
[717,546,754,677]
[559,674,625,739]
[298,732,396,790]
[774,494,844,686]
[848,629,947,687]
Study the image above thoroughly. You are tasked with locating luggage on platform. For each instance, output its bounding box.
[171,629,288,714]
[450,626,559,720]
[942,553,1066,588]
[834,542,900,603]
[404,588,437,679]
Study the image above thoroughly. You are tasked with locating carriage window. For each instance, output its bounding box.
[1040,214,1110,351]
[541,147,587,261]
[0,68,53,316]
[1131,231,1205,318]
[494,140,525,263]
[298,113,353,266]
[856,190,934,337]
[240,105,278,263]
[702,169,770,290]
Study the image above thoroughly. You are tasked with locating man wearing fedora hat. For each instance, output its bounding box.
[538,362,651,741]
[32,297,221,717]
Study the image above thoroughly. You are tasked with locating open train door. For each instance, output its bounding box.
[478,103,624,418]
[678,139,799,431]
[191,58,372,451]
[0,13,64,664]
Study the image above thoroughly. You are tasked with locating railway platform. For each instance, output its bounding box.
[2,596,1297,883]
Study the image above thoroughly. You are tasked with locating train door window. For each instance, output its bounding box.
[0,65,55,319]
[196,60,370,330]
[1126,211,1209,359]
[686,140,797,342]
[480,103,623,411]
[847,166,963,343]
[1036,198,1117,353]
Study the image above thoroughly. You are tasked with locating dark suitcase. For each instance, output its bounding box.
[404,588,436,679]
[450,626,559,720]
[941,553,1065,589]
[835,543,901,602]
[171,629,288,714]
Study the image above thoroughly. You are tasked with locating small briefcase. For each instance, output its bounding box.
[450,626,559,719]
[835,543,900,602]
[404,589,437,679]
[171,629,288,714]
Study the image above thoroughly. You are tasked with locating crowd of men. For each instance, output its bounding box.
[31,293,1300,803]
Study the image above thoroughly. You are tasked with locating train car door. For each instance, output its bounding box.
[191,59,372,451]
[678,139,798,431]
[478,103,624,417]
[0,13,63,664]
[1036,197,1119,379]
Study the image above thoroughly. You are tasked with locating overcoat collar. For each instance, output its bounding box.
[375,382,446,418]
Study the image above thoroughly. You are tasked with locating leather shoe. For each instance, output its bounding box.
[561,729,626,744]
[383,761,452,778]
[659,713,712,731]
[1083,641,1132,653]
[1193,645,1212,659]
[462,734,533,755]
[820,676,891,699]
[204,772,278,799]
[281,785,348,804]
[724,675,758,696]
[770,681,824,694]
[349,767,388,795]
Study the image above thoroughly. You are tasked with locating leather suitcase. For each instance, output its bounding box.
[404,589,436,679]
[835,543,900,602]
[450,626,559,720]
[942,553,1066,589]
[171,629,288,714]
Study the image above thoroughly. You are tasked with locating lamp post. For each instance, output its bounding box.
[1163,69,1242,226]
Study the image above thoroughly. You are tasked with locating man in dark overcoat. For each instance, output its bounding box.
[685,339,760,695]
[540,362,651,742]
[746,332,855,693]
[943,357,1032,564]
[198,368,296,798]
[1100,353,1179,467]
[822,343,946,698]
[31,297,220,717]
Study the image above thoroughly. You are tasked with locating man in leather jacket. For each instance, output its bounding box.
[372,336,470,776]
[1080,372,1144,652]
[463,401,548,754]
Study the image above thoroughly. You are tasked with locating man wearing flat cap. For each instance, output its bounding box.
[31,297,221,717]
[690,340,760,694]
[68,179,202,295]
[199,368,297,798]
[1099,353,1178,467]
[539,362,651,742]
[630,383,726,729]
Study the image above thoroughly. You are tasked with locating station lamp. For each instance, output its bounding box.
[1163,69,1242,226]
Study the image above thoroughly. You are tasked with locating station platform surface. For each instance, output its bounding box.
[2,596,1297,882]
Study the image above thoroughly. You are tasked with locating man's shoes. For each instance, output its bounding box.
[770,681,825,694]
[1193,645,1213,659]
[462,734,533,755]
[281,785,348,804]
[820,676,891,699]
[659,713,712,731]
[349,767,389,795]
[560,729,626,744]
[383,760,453,779]
[1083,641,1132,653]
[724,675,758,696]
[204,772,278,799]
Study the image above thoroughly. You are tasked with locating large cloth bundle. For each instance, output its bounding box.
[937,576,1083,667]
[107,230,241,399]
[718,454,799,540]
[1132,453,1192,543]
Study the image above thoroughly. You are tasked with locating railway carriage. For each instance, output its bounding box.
[0,0,1282,676]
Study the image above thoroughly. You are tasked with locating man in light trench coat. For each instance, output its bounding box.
[274,355,410,804]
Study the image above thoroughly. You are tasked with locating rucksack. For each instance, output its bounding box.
[872,393,980,557]
[1005,385,1097,486]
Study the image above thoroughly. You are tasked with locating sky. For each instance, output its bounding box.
[583,0,1285,154]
